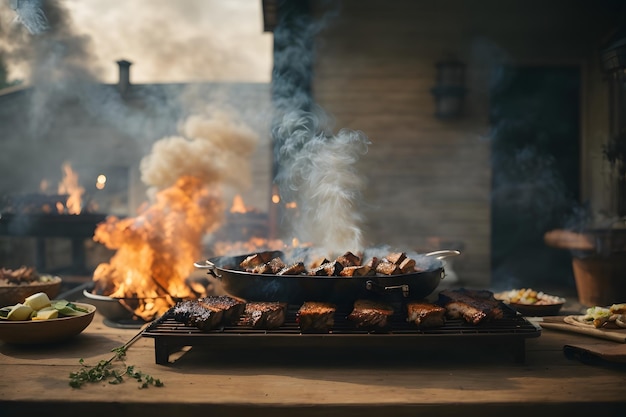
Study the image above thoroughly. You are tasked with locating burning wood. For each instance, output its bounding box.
[92,175,225,321]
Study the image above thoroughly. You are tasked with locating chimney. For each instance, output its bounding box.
[116,59,132,95]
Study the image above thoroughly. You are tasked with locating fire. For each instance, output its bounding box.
[230,194,247,213]
[92,175,225,321]
[57,162,84,214]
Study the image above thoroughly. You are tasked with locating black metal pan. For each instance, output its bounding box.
[194,249,460,307]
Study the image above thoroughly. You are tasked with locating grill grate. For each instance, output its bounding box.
[142,304,541,365]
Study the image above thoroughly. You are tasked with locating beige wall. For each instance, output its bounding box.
[310,0,618,286]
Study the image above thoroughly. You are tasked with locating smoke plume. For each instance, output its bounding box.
[140,111,259,196]
[271,1,370,255]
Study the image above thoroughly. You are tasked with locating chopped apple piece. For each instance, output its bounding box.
[24,292,52,311]
[7,303,34,321]
[32,307,59,320]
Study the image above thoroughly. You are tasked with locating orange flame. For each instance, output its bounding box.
[57,162,84,214]
[92,175,225,321]
[230,194,247,213]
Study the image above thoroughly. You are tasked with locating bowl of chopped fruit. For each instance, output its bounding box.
[0,291,95,344]
[0,266,62,307]
[494,288,566,316]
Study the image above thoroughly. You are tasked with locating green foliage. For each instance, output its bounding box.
[69,344,164,389]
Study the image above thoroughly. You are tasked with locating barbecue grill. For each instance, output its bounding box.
[142,304,541,365]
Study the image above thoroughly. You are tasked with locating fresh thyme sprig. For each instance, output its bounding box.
[69,327,164,389]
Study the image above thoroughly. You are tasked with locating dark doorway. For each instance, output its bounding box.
[490,67,580,291]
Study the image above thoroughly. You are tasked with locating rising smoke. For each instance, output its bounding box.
[271,1,370,255]
[140,111,259,197]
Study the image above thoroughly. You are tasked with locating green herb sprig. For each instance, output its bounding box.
[69,328,164,389]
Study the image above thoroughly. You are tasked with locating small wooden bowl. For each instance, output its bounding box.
[0,275,62,307]
[0,302,95,344]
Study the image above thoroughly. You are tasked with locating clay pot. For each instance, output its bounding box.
[572,253,626,306]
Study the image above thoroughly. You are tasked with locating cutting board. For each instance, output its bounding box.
[539,316,626,364]
[562,343,626,364]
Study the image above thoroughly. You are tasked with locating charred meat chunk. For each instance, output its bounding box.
[172,300,224,331]
[240,251,280,271]
[297,301,336,333]
[375,259,401,275]
[277,261,306,275]
[238,301,287,329]
[347,299,394,331]
[309,260,343,276]
[438,288,504,325]
[336,251,362,267]
[339,264,372,277]
[406,301,446,328]
[199,295,246,325]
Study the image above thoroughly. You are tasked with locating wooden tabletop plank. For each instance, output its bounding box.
[1,311,625,417]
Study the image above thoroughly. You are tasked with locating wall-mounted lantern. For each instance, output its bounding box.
[430,59,467,119]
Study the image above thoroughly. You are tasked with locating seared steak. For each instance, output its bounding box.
[438,288,504,325]
[172,300,224,331]
[406,301,446,328]
[198,295,246,325]
[347,299,394,330]
[239,301,287,329]
[297,301,336,333]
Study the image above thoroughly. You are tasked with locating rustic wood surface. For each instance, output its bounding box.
[1,303,626,417]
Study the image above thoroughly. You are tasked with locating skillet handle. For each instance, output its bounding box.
[365,280,410,297]
[423,250,460,260]
[193,260,222,279]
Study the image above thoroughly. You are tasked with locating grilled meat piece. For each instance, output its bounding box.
[309,257,330,270]
[297,301,336,333]
[347,299,394,330]
[375,260,400,275]
[199,295,246,325]
[239,301,287,329]
[438,288,504,325]
[384,252,407,265]
[251,263,273,274]
[406,301,446,328]
[309,260,343,276]
[339,264,372,277]
[398,257,416,273]
[240,251,279,270]
[336,251,362,267]
[172,300,224,331]
[277,261,306,275]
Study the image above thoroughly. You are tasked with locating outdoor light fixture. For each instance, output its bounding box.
[430,59,467,119]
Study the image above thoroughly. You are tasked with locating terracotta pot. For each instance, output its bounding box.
[572,254,626,306]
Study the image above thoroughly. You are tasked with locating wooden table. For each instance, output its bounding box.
[1,304,626,417]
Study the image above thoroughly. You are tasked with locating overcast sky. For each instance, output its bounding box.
[3,0,273,84]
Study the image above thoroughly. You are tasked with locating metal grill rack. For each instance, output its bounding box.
[142,304,541,365]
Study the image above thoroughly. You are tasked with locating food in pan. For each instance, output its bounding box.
[238,301,287,329]
[309,260,344,276]
[347,299,394,331]
[296,301,336,333]
[239,250,422,277]
[406,301,446,328]
[276,261,307,275]
[438,288,504,325]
